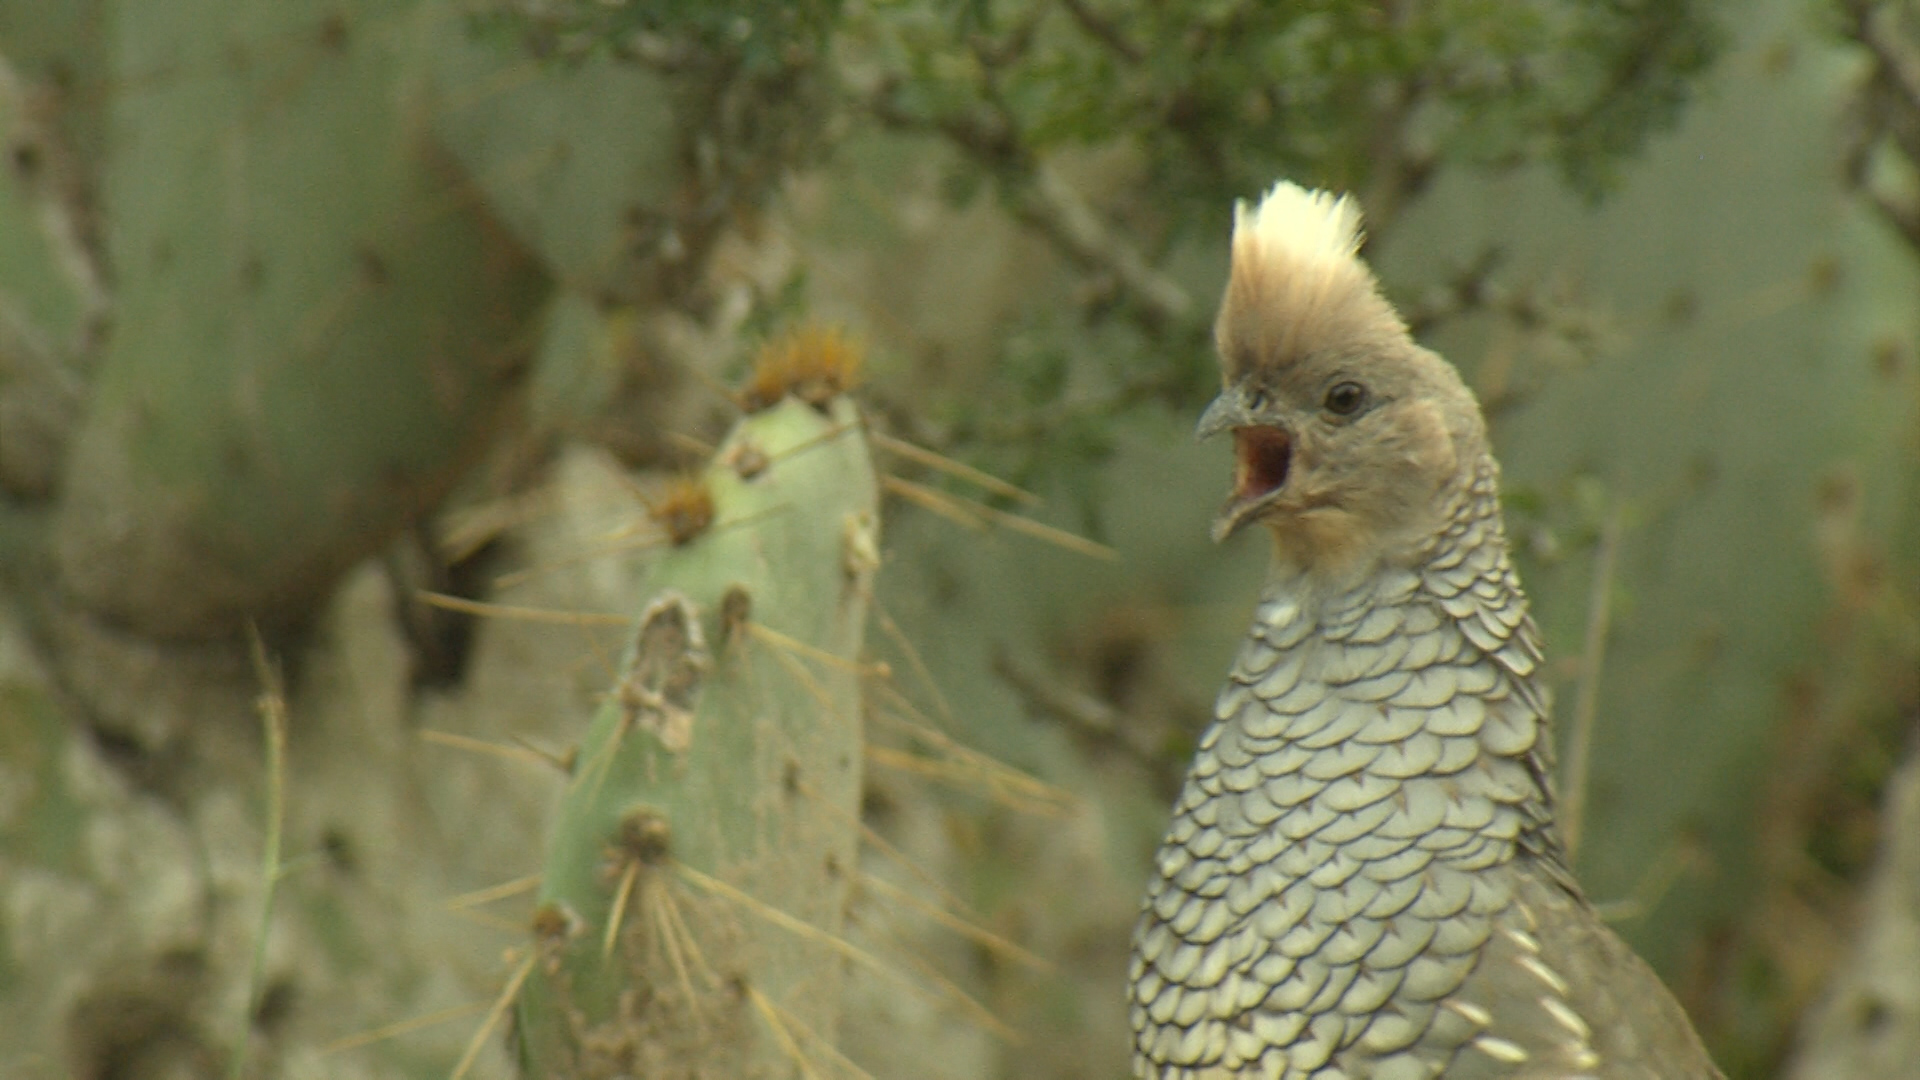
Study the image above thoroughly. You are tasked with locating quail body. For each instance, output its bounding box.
[1128,183,1722,1079]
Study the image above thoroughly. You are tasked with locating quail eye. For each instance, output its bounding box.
[1245,386,1269,411]
[1323,381,1366,416]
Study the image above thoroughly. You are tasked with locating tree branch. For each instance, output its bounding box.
[1058,0,1145,64]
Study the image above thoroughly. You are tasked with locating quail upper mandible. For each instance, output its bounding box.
[1127,181,1724,1079]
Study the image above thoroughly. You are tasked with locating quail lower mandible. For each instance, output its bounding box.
[1127,181,1724,1079]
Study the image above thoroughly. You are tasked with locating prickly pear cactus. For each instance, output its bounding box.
[415,0,833,303]
[0,41,100,501]
[516,391,880,1078]
[50,0,548,640]
[415,1,675,302]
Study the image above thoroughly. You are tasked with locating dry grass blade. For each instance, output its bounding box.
[764,419,863,467]
[864,745,1074,819]
[319,1000,491,1055]
[417,590,629,628]
[420,729,556,771]
[795,775,975,916]
[1562,506,1622,860]
[446,907,528,934]
[674,863,1015,1042]
[1595,837,1705,924]
[665,429,721,458]
[437,490,553,563]
[861,872,1052,973]
[748,986,827,1080]
[870,689,1079,814]
[747,984,877,1080]
[496,499,803,591]
[450,951,535,1080]
[749,621,892,678]
[232,628,288,1080]
[871,431,1040,506]
[452,878,543,918]
[509,735,579,775]
[489,531,671,590]
[883,473,989,531]
[882,475,1118,562]
[873,600,960,732]
[852,911,1024,1043]
[761,637,837,716]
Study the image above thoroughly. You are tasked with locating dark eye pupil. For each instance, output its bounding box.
[1326,382,1365,415]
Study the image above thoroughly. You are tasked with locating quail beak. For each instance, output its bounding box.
[1197,388,1294,542]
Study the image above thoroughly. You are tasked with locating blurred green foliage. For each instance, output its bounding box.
[18,3,1859,1079]
[479,0,841,72]
[865,0,1719,216]
[834,0,1722,492]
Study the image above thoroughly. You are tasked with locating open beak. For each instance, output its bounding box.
[1197,387,1293,542]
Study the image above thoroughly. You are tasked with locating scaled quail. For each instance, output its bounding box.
[1128,181,1723,1080]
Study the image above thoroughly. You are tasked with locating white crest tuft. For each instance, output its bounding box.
[1234,180,1364,274]
[1216,180,1402,379]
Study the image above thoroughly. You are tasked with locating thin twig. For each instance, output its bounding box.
[1059,0,1144,62]
[1562,507,1624,860]
[230,628,288,1080]
[989,646,1184,797]
[1011,165,1192,325]
[864,84,1190,329]
[1399,247,1509,337]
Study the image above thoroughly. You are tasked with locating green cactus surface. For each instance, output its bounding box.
[516,393,880,1079]
[416,3,677,301]
[49,0,548,639]
[0,72,91,359]
[414,0,830,304]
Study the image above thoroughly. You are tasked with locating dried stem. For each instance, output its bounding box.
[1562,508,1624,861]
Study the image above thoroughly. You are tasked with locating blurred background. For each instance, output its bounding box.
[0,0,1916,1077]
